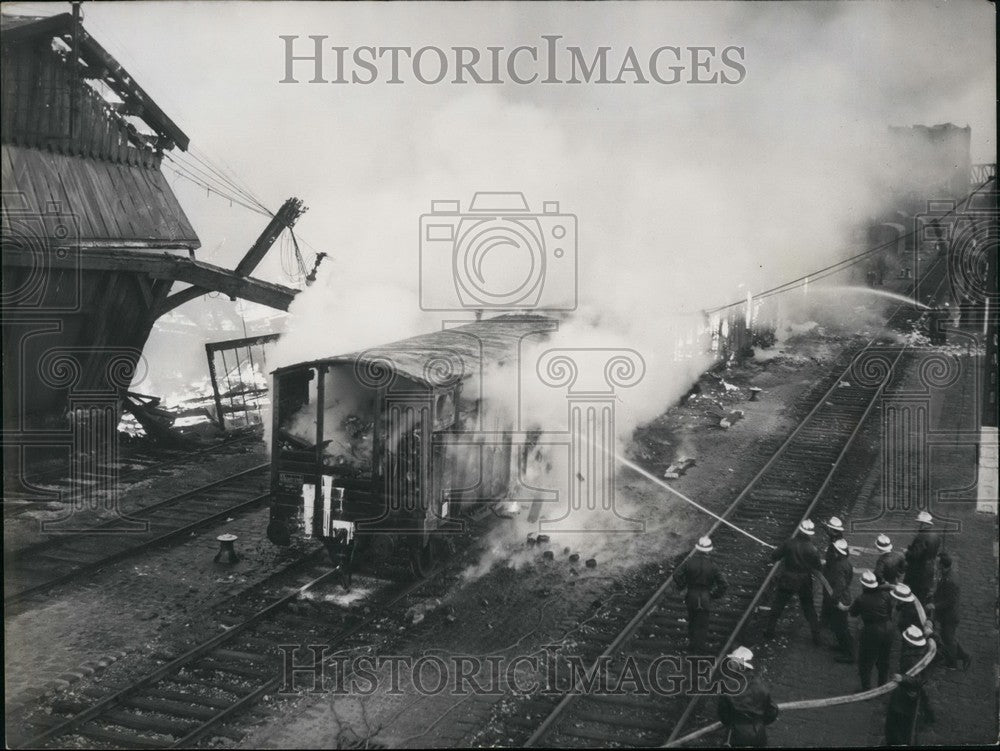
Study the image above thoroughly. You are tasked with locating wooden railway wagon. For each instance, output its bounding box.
[267,314,556,577]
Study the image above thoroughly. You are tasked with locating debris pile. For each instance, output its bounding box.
[664,457,697,479]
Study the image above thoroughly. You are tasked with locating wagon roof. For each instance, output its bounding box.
[273,314,558,387]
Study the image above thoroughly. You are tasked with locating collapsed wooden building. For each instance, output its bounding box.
[1,11,301,472]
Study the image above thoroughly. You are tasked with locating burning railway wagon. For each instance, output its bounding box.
[267,314,555,577]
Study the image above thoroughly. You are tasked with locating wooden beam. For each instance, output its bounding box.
[153,197,306,317]
[155,284,208,318]
[235,197,306,277]
[3,246,298,312]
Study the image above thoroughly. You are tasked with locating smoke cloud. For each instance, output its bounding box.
[68,1,992,569]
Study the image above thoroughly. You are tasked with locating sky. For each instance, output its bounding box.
[4,0,996,400]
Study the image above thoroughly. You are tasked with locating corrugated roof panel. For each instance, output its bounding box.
[1,144,199,248]
[277,315,559,387]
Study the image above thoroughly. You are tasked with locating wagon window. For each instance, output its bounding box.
[434,391,455,430]
[318,365,376,477]
[275,368,314,450]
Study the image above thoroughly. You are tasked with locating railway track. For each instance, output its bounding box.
[7,432,262,512]
[517,276,946,747]
[15,555,439,750]
[4,463,270,609]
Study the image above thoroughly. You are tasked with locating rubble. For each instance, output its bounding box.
[585,558,597,569]
[404,598,442,625]
[664,457,697,479]
[719,410,745,429]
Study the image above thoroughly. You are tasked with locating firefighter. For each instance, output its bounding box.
[717,647,779,748]
[931,552,972,671]
[671,536,727,653]
[904,511,941,603]
[875,535,907,586]
[885,674,935,746]
[899,623,930,675]
[891,583,921,635]
[850,570,895,690]
[764,519,823,644]
[821,538,854,662]
[822,516,845,563]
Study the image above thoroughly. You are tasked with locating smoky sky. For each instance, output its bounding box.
[6,0,992,396]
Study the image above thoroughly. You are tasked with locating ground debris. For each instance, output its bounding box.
[719,410,745,429]
[664,457,696,479]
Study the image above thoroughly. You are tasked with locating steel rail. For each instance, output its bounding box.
[19,553,335,749]
[525,266,946,747]
[5,464,269,606]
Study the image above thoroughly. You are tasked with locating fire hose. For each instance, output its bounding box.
[663,597,936,747]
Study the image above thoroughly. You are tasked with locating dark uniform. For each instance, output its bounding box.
[717,675,779,747]
[672,552,727,652]
[899,638,928,675]
[904,528,941,602]
[885,675,934,746]
[823,530,844,564]
[765,533,822,642]
[850,586,895,689]
[933,566,970,669]
[820,552,854,659]
[875,550,906,586]
[894,601,921,635]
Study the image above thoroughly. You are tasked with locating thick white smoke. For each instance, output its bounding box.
[104,0,991,574]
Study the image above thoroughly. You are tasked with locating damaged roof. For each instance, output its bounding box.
[275,314,559,388]
[2,145,199,248]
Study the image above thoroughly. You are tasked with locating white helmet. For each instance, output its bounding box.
[727,646,754,670]
[903,625,927,647]
[826,516,845,533]
[876,534,893,553]
[861,570,879,589]
[695,536,713,553]
[798,519,816,536]
[917,511,934,525]
[833,538,849,556]
[892,583,915,603]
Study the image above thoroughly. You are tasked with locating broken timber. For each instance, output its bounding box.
[2,245,298,316]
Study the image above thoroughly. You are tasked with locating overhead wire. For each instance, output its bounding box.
[705,175,995,315]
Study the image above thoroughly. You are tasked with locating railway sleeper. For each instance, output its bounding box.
[571,700,674,732]
[174,672,256,698]
[582,692,665,712]
[556,721,659,746]
[194,658,274,680]
[34,549,100,566]
[100,708,200,736]
[211,647,278,666]
[76,723,171,749]
[122,695,219,721]
[141,686,235,710]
